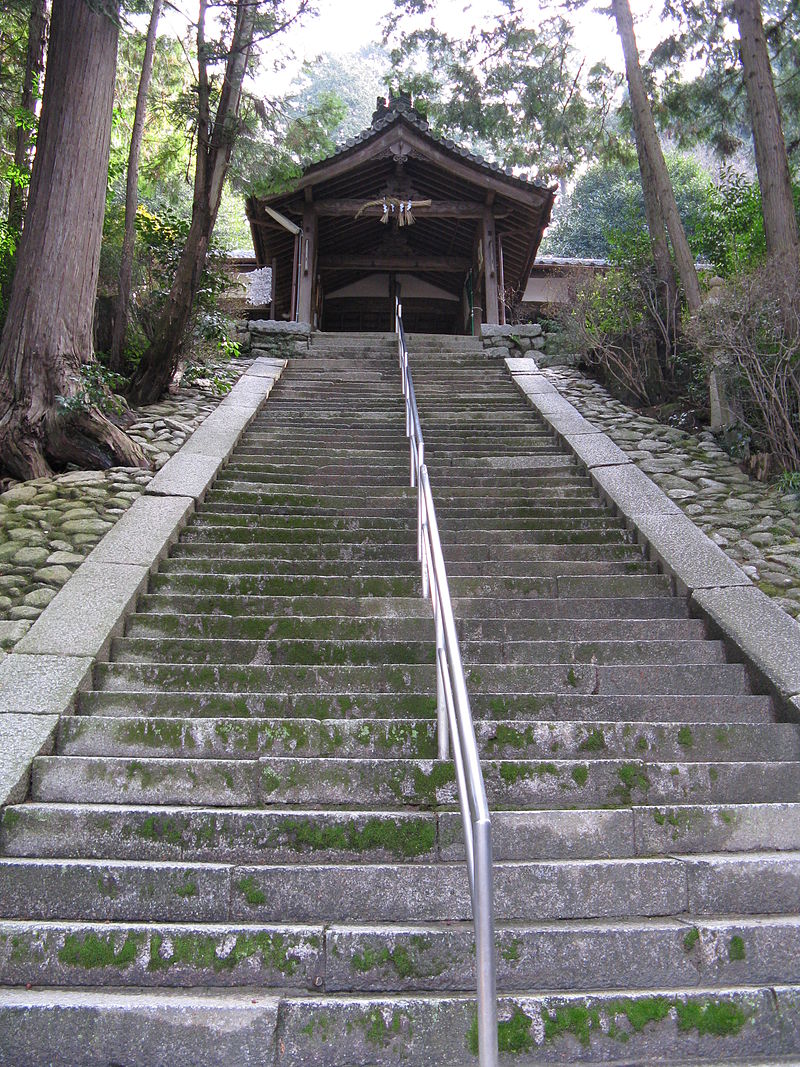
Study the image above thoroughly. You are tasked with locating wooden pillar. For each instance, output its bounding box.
[297,202,317,325]
[482,208,499,325]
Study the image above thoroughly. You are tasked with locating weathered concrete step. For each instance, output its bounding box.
[229,987,800,1067]
[76,690,775,726]
[135,593,433,618]
[168,539,637,563]
[108,636,727,668]
[0,805,442,863]
[324,917,800,993]
[91,661,754,697]
[3,916,799,994]
[0,920,323,989]
[201,502,605,522]
[57,716,787,764]
[125,612,432,641]
[159,558,423,578]
[453,595,690,620]
[124,611,707,645]
[149,573,419,598]
[58,716,439,759]
[0,987,282,1067]
[0,856,693,923]
[450,574,672,599]
[11,802,800,864]
[30,756,800,808]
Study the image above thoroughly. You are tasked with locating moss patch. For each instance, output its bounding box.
[59,932,140,969]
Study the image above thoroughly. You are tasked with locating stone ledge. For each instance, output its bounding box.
[249,320,310,335]
[505,357,540,375]
[145,452,225,501]
[561,432,631,470]
[0,714,59,806]
[693,586,800,707]
[591,464,683,519]
[632,512,752,594]
[0,654,93,717]
[14,562,150,659]
[87,495,193,568]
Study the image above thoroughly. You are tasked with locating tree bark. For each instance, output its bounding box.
[0,0,149,480]
[7,0,50,236]
[612,0,702,315]
[109,0,163,372]
[734,0,800,289]
[126,0,256,405]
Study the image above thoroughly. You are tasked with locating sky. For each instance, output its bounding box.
[269,0,666,84]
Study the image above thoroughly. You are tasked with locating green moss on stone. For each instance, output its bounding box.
[237,876,267,906]
[59,932,140,969]
[683,927,700,952]
[728,935,746,961]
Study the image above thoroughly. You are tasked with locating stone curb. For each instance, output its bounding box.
[507,358,800,713]
[0,357,286,807]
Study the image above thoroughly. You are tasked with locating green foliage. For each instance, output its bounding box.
[56,363,128,418]
[385,1,622,180]
[545,154,712,259]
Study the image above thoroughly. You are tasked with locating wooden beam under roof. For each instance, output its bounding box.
[319,254,470,272]
[312,199,510,219]
[292,122,551,208]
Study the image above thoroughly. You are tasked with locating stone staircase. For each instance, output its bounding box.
[1,331,800,1065]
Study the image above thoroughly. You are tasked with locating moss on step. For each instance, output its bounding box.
[276,816,435,858]
[147,930,298,974]
[237,876,266,906]
[59,932,140,969]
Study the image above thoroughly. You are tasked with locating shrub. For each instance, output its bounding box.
[688,263,800,470]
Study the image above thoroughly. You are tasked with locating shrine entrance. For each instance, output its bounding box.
[246,94,556,334]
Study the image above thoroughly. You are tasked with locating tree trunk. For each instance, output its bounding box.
[612,0,702,315]
[0,0,149,480]
[7,0,50,236]
[109,0,163,372]
[126,0,256,406]
[734,0,800,289]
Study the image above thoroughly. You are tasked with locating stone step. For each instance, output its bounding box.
[76,690,776,725]
[168,540,637,563]
[180,524,630,546]
[2,916,799,992]
[107,636,728,668]
[55,716,790,763]
[0,855,694,923]
[1,979,789,1066]
[0,920,323,989]
[90,661,754,698]
[123,612,705,644]
[10,802,800,864]
[30,756,800,808]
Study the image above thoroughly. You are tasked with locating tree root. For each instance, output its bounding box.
[0,405,151,481]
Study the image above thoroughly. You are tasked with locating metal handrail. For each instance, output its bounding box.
[394,297,498,1067]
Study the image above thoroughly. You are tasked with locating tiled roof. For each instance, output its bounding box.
[303,93,555,195]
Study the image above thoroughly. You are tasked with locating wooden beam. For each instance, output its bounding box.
[297,203,317,324]
[292,122,551,208]
[482,208,500,325]
[319,255,470,272]
[313,199,505,219]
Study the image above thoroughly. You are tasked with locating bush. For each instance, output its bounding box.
[688,263,800,470]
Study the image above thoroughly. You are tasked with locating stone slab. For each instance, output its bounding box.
[0,714,58,806]
[246,357,287,376]
[561,431,632,469]
[87,495,193,568]
[545,412,603,435]
[693,585,800,705]
[512,374,559,396]
[505,356,539,374]
[14,562,149,659]
[632,511,751,594]
[518,389,583,420]
[591,463,683,518]
[0,988,280,1067]
[0,654,93,716]
[178,408,253,462]
[218,374,277,413]
[145,452,223,501]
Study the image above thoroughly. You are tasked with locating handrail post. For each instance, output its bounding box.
[474,818,498,1067]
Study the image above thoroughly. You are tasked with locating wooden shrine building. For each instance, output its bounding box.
[246,94,557,334]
